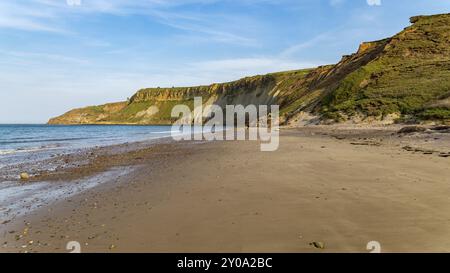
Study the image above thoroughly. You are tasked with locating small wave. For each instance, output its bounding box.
[0,145,61,156]
[40,143,63,149]
[0,149,15,155]
[0,137,90,145]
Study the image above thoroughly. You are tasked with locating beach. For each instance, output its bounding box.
[1,126,450,253]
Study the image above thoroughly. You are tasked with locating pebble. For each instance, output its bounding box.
[20,172,30,181]
[310,242,325,249]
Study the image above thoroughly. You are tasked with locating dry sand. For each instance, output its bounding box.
[1,127,450,253]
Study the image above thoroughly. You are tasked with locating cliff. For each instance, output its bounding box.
[49,13,450,125]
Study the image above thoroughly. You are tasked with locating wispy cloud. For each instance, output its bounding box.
[0,0,260,47]
[190,57,316,78]
[0,50,90,65]
[0,1,64,32]
[149,9,259,46]
[280,32,334,58]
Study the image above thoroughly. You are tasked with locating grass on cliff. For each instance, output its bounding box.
[321,59,450,121]
[419,108,450,120]
[319,14,450,121]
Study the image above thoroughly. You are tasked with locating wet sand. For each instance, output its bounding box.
[1,127,450,253]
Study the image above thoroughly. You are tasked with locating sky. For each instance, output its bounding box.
[1,0,450,123]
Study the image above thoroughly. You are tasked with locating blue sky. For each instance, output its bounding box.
[1,0,449,123]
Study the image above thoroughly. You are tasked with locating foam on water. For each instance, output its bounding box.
[0,145,60,156]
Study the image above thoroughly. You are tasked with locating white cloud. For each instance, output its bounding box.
[148,10,259,46]
[367,0,382,6]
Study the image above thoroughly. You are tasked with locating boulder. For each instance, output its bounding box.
[310,242,325,249]
[397,126,427,134]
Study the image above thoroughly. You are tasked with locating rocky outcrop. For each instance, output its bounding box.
[49,13,450,125]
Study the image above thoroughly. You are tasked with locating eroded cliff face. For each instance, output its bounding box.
[49,72,310,125]
[49,13,450,125]
[130,74,280,111]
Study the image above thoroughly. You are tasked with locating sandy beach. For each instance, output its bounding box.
[1,127,450,253]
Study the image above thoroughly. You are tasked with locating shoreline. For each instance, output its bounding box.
[4,124,450,183]
[0,133,178,182]
[1,126,450,252]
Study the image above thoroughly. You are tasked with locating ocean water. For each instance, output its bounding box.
[0,124,177,170]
